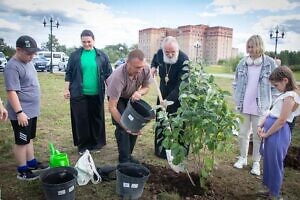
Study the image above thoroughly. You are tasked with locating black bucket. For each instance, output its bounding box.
[120,99,155,133]
[116,163,150,199]
[40,167,77,200]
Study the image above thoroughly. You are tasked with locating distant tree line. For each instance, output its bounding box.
[0,38,16,58]
[43,34,137,64]
[0,35,137,64]
[102,43,138,64]
[265,51,300,71]
[218,50,300,72]
[218,54,243,72]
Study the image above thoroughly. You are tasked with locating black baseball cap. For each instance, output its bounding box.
[16,35,40,53]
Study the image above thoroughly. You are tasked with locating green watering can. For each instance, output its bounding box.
[49,143,70,168]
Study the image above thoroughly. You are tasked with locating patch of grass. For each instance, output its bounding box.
[156,191,181,200]
[204,65,300,82]
[204,65,233,74]
[293,71,300,82]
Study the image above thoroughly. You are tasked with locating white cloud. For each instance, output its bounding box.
[252,14,300,52]
[0,0,147,48]
[232,14,300,55]
[0,19,21,31]
[198,0,300,16]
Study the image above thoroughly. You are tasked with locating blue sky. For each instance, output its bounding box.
[0,0,299,55]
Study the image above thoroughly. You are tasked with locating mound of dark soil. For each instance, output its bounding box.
[145,163,228,199]
[284,146,300,170]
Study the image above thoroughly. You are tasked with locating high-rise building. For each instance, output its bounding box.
[138,24,233,64]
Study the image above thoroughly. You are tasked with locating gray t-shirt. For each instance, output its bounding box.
[106,64,151,100]
[3,57,41,120]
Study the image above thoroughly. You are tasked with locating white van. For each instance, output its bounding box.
[0,51,7,71]
[37,51,66,66]
[58,55,69,71]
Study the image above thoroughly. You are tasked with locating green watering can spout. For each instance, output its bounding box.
[49,143,60,155]
[49,142,70,167]
[49,143,55,155]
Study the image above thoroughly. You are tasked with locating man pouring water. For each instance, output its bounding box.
[107,49,152,164]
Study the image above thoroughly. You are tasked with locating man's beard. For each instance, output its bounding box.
[163,52,179,64]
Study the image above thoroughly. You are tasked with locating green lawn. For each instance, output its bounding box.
[205,65,300,82]
[204,65,233,74]
[293,71,300,81]
[0,72,299,199]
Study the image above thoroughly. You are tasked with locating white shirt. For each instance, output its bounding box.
[269,91,300,123]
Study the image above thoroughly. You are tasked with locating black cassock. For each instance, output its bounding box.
[151,49,189,159]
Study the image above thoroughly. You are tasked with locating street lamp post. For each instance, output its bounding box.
[43,16,59,73]
[194,40,201,63]
[0,38,4,51]
[269,25,285,59]
[119,46,124,58]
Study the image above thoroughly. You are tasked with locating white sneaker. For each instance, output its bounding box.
[250,161,261,176]
[233,157,247,169]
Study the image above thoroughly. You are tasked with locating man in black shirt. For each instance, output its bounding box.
[150,36,189,159]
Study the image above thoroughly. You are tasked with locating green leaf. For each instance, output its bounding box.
[201,168,208,178]
[204,157,214,171]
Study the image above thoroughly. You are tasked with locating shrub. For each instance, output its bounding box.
[288,65,300,72]
[155,61,240,188]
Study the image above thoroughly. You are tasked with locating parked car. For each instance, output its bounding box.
[32,55,49,72]
[0,51,7,71]
[37,51,67,67]
[114,58,126,70]
[58,56,69,71]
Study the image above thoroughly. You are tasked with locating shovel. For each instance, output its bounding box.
[49,142,70,168]
[151,70,174,109]
[150,66,190,175]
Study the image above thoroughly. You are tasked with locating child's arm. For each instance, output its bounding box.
[257,110,270,128]
[261,96,295,138]
[257,111,269,137]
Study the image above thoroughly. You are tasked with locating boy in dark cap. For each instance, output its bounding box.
[3,35,48,181]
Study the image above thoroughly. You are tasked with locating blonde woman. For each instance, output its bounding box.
[232,35,278,176]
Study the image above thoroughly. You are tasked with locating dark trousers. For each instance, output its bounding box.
[70,95,106,151]
[112,98,137,163]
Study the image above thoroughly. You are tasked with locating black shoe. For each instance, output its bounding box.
[78,150,85,155]
[90,144,103,153]
[89,147,101,153]
[28,162,49,173]
[17,169,39,181]
[78,147,88,155]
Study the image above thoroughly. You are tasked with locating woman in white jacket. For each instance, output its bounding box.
[232,35,278,176]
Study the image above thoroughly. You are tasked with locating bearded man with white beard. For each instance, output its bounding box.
[150,36,189,159]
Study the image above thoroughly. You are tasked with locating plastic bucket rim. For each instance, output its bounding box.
[120,99,154,132]
[40,167,78,187]
[117,163,150,178]
[116,163,150,199]
[130,99,155,119]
